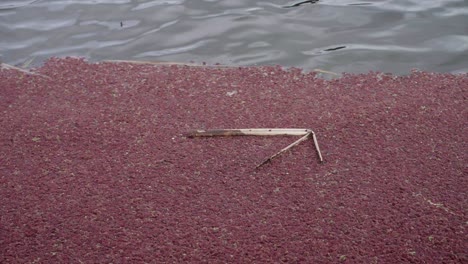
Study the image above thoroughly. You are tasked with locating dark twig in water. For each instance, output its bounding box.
[283,0,319,8]
[324,46,346,52]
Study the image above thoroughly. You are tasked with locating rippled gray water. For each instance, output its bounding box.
[1,0,467,74]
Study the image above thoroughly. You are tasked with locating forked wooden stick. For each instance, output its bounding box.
[185,128,323,168]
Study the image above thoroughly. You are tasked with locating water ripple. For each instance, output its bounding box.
[135,39,215,58]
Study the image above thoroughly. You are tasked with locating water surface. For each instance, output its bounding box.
[1,0,467,74]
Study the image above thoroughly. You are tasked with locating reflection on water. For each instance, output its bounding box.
[0,0,467,74]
